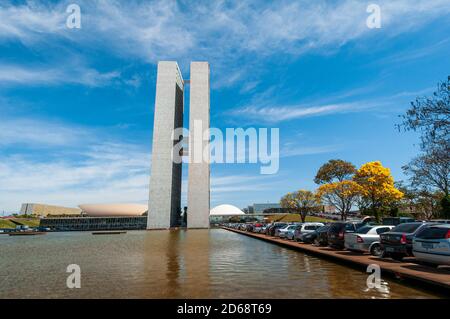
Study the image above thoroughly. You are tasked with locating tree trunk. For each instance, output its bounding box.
[301,212,306,223]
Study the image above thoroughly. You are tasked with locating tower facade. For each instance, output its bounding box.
[147,61,184,229]
[147,61,210,230]
[187,62,210,229]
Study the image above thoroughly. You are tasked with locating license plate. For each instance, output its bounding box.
[385,247,394,252]
[422,242,434,249]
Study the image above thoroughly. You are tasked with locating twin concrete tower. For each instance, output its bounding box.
[147,61,210,229]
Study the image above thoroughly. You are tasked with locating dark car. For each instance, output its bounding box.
[314,225,331,246]
[302,225,330,244]
[267,223,288,236]
[380,222,429,261]
[327,221,365,249]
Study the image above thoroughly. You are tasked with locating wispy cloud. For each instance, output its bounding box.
[0,117,92,147]
[280,144,342,158]
[1,0,448,87]
[0,63,120,87]
[0,116,151,212]
[231,101,377,123]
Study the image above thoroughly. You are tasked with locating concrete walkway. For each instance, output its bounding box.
[222,227,450,294]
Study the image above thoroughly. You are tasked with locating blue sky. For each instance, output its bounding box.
[0,0,449,213]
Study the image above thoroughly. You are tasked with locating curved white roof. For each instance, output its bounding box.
[210,204,245,216]
[78,203,147,217]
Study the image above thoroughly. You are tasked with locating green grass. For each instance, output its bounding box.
[0,218,41,228]
[266,214,333,223]
[0,219,16,229]
[12,218,41,228]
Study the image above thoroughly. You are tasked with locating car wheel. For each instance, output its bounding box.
[370,244,382,257]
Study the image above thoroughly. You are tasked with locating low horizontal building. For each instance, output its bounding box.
[40,216,147,231]
[20,203,81,217]
[79,203,147,217]
[34,203,148,231]
[248,203,282,214]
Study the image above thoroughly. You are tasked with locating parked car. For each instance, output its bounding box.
[294,223,325,242]
[313,225,331,246]
[278,224,299,238]
[267,223,288,236]
[413,224,450,266]
[252,223,264,233]
[382,217,415,226]
[301,225,329,244]
[344,225,394,256]
[328,221,366,249]
[380,222,429,260]
[430,219,450,224]
[286,224,302,240]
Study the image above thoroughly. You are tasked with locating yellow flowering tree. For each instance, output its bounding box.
[316,180,360,221]
[280,190,320,223]
[353,161,404,221]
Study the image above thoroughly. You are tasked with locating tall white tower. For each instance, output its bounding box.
[147,61,210,229]
[147,61,184,229]
[187,62,210,229]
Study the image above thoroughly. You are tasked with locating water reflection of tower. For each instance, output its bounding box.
[181,229,211,298]
[165,230,182,296]
[142,230,182,298]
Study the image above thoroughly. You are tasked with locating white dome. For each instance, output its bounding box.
[78,203,147,217]
[210,204,245,216]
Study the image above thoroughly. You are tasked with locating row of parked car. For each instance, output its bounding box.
[225,217,450,267]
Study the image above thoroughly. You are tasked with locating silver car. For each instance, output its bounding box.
[294,223,324,242]
[345,225,394,256]
[278,224,298,238]
[413,224,450,266]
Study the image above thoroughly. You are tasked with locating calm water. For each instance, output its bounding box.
[0,229,440,298]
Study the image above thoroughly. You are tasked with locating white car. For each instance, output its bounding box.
[413,224,450,266]
[278,224,299,238]
[294,223,324,242]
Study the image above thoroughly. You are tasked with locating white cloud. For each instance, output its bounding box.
[0,116,103,147]
[280,144,342,158]
[231,101,377,123]
[0,63,120,87]
[0,116,151,212]
[0,0,448,87]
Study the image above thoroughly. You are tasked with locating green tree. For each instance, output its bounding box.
[399,76,450,214]
[280,190,320,223]
[399,75,449,149]
[314,159,358,220]
[314,159,357,184]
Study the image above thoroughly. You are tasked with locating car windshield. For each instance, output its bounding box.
[355,226,373,234]
[392,223,422,233]
[416,226,449,239]
[331,223,345,231]
[345,223,355,231]
[317,226,329,232]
